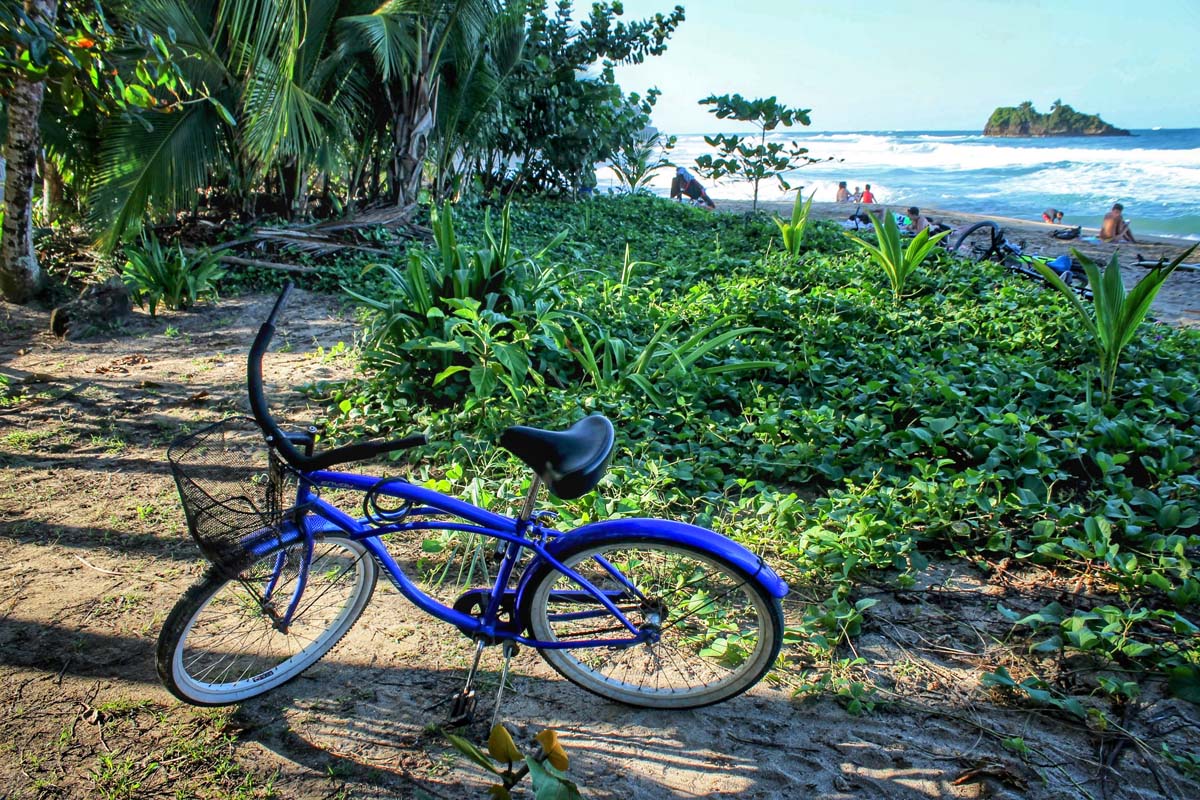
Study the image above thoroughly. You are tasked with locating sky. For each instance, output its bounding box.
[599,0,1200,133]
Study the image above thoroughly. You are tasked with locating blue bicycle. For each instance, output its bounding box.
[156,284,787,716]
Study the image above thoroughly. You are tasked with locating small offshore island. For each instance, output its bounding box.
[984,100,1131,136]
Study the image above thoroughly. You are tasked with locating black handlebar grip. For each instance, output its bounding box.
[303,434,429,471]
[265,281,293,327]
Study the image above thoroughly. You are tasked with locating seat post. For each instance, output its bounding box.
[517,475,542,523]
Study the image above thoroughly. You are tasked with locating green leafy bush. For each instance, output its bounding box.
[121,234,225,316]
[345,202,571,405]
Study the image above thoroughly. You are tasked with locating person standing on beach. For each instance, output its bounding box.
[836,181,850,202]
[1042,208,1063,224]
[1099,203,1136,242]
[860,184,877,204]
[670,167,716,209]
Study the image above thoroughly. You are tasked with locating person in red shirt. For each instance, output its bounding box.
[859,184,876,204]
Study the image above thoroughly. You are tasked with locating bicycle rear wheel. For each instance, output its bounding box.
[157,536,377,705]
[951,220,1002,261]
[523,538,783,709]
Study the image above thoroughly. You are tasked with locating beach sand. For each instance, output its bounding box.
[719,200,1200,328]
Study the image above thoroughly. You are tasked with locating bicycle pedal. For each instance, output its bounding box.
[447,689,477,727]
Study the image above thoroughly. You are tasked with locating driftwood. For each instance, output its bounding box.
[212,255,321,274]
[250,227,392,256]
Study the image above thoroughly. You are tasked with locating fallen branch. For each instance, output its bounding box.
[72,554,125,576]
[212,255,320,274]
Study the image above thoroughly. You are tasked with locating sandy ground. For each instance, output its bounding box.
[2,280,1200,797]
[720,200,1200,328]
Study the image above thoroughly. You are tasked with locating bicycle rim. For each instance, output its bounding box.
[951,221,1001,261]
[525,539,782,709]
[162,536,376,705]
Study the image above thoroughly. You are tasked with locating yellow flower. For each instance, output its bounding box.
[535,729,569,771]
[487,724,523,766]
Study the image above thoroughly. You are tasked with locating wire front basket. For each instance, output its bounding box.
[167,417,299,575]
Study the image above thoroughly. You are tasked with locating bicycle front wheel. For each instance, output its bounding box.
[951,220,1002,261]
[523,538,783,709]
[157,536,377,705]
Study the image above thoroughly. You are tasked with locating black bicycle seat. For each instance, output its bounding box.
[499,415,615,500]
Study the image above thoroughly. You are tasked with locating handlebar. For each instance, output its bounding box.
[248,282,427,471]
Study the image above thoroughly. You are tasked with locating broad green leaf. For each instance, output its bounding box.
[525,755,582,800]
[445,732,501,775]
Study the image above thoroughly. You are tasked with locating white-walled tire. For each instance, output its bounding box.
[157,536,376,705]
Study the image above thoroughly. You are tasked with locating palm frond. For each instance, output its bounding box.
[338,7,412,81]
[242,54,343,164]
[89,103,225,248]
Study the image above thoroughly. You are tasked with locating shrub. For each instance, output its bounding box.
[773,189,816,258]
[121,234,224,316]
[345,202,572,404]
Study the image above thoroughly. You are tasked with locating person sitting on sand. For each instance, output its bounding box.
[670,167,716,209]
[905,206,931,234]
[852,186,862,202]
[1042,208,1063,224]
[1099,203,1136,243]
[836,181,850,202]
[860,184,877,204]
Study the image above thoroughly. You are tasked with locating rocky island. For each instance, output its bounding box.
[984,100,1131,137]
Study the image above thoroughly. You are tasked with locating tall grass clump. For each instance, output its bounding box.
[846,211,950,301]
[1034,244,1197,405]
[773,189,815,258]
[121,234,225,316]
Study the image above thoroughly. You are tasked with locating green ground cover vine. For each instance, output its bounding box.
[313,194,1200,710]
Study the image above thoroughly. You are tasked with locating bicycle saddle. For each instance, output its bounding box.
[499,415,615,500]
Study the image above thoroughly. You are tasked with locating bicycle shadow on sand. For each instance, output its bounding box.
[226,619,1004,800]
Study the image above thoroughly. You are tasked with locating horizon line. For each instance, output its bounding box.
[659,126,1199,136]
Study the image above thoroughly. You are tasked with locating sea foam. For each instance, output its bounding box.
[594,129,1200,238]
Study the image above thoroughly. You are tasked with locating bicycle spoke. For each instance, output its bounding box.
[164,537,375,702]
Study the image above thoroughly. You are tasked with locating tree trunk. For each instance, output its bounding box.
[387,61,437,211]
[42,153,64,223]
[1,0,58,304]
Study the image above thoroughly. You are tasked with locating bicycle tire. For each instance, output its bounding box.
[951,220,1002,261]
[522,537,783,709]
[157,535,377,705]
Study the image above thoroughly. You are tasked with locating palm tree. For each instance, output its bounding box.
[339,0,500,211]
[88,0,245,246]
[428,1,525,201]
[1,0,58,303]
[89,0,506,244]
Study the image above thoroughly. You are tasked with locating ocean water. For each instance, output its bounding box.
[596,129,1200,240]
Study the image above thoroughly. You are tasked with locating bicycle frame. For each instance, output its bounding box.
[250,467,787,653]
